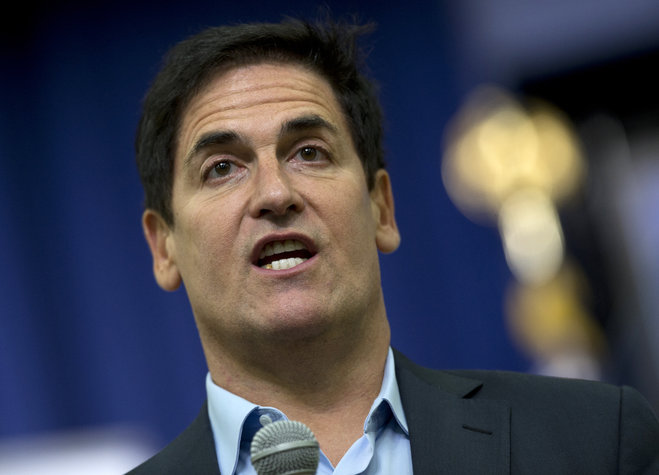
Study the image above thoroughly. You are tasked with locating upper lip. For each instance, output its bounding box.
[251,232,317,266]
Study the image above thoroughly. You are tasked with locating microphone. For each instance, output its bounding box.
[250,415,320,475]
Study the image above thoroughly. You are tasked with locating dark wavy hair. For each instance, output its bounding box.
[135,18,385,225]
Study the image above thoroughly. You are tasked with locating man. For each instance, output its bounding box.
[129,18,659,474]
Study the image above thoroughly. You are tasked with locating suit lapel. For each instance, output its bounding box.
[180,403,221,474]
[394,350,510,474]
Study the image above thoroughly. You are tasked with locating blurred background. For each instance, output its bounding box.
[1,0,658,472]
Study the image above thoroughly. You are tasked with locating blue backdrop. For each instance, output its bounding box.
[2,0,534,450]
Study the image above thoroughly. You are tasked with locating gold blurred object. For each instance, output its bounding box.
[442,85,585,285]
[442,85,585,220]
[442,86,606,378]
[505,262,606,379]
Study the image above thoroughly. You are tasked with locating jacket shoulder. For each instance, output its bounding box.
[126,403,219,475]
[394,348,625,404]
[394,351,659,473]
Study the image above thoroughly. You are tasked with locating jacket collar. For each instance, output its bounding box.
[393,349,511,474]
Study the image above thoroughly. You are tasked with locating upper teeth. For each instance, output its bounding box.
[259,239,305,259]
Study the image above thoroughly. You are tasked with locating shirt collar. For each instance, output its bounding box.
[367,347,409,436]
[205,347,408,474]
[206,374,256,475]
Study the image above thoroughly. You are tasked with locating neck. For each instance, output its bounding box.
[202,311,391,465]
[205,316,390,406]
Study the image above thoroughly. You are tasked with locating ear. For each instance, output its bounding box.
[370,169,401,254]
[142,209,182,291]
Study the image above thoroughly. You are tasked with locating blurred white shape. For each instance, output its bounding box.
[499,188,565,285]
[0,426,157,475]
[533,349,602,381]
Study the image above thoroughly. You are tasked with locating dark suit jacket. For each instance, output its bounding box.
[128,350,659,474]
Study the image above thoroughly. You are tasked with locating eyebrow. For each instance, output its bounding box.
[278,114,338,139]
[184,130,241,168]
[184,114,339,167]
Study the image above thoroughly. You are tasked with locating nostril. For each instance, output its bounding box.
[257,202,299,218]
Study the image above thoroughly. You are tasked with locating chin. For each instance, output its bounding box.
[260,307,336,342]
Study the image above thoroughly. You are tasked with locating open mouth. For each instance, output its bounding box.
[257,239,314,270]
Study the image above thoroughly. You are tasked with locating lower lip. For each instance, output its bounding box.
[253,253,317,276]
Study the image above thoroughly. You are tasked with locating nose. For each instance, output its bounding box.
[248,158,304,219]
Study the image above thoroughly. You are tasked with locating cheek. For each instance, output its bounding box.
[175,203,241,276]
[323,182,377,247]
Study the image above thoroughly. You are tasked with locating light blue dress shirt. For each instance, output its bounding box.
[206,347,413,474]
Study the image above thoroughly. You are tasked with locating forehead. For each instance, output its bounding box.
[177,62,348,155]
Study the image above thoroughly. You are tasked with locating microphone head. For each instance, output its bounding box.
[250,419,320,475]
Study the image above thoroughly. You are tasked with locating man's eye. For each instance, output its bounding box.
[298,147,319,161]
[209,161,232,178]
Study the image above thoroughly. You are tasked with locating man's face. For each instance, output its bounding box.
[143,62,399,349]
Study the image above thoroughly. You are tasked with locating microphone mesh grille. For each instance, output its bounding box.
[250,419,319,474]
